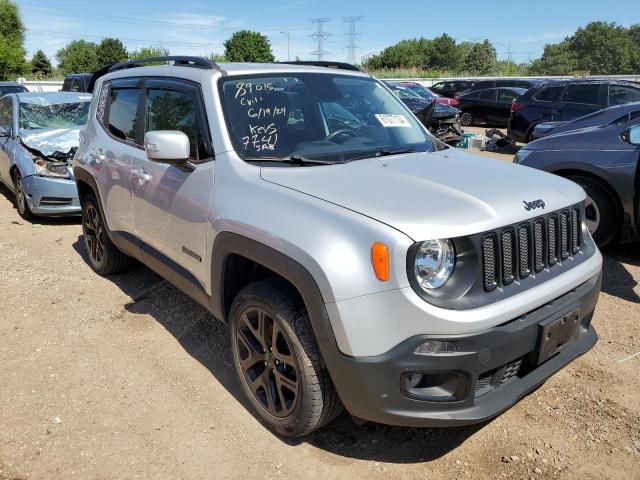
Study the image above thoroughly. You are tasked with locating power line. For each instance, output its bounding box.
[343,16,363,65]
[310,18,331,61]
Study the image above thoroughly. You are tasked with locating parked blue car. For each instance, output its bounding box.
[514,105,640,247]
[531,101,640,140]
[0,92,91,219]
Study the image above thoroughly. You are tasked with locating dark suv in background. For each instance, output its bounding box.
[429,80,473,98]
[0,82,28,96]
[61,73,92,93]
[456,78,542,98]
[507,79,640,142]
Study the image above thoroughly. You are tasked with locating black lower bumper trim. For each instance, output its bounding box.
[325,272,601,427]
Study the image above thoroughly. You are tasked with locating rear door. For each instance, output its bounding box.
[130,78,214,286]
[93,78,140,234]
[557,83,605,120]
[496,89,520,124]
[476,89,498,122]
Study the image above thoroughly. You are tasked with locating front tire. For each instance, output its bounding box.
[229,279,343,437]
[81,195,131,275]
[12,170,35,220]
[567,175,620,247]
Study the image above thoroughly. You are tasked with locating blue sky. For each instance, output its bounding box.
[16,0,640,65]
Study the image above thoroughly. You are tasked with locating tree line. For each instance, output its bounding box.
[362,22,640,76]
[0,0,275,80]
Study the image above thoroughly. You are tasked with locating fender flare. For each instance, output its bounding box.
[210,232,340,360]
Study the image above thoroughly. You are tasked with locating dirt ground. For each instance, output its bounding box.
[0,159,639,479]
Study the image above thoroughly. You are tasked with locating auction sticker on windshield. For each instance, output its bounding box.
[375,114,412,128]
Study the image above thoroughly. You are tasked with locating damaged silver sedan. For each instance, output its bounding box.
[0,92,91,219]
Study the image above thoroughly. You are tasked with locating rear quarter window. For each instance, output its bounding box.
[609,84,640,106]
[561,84,601,105]
[533,86,564,102]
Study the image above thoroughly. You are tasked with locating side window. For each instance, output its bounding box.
[609,85,640,106]
[144,88,211,162]
[479,90,497,101]
[108,87,140,143]
[498,89,519,103]
[561,84,600,105]
[534,86,564,102]
[0,97,12,131]
[475,81,494,90]
[609,110,640,125]
[432,82,444,89]
[517,82,532,89]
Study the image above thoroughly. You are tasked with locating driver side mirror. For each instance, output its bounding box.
[0,126,10,138]
[144,130,191,165]
[623,125,640,146]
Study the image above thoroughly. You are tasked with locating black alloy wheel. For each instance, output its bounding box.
[235,306,300,418]
[83,202,105,268]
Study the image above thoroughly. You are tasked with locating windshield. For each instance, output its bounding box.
[220,73,434,163]
[19,101,90,130]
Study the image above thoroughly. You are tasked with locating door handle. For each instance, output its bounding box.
[132,169,152,183]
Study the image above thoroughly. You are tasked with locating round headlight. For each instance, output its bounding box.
[414,239,455,290]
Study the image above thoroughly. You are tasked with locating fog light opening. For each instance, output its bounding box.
[401,371,469,402]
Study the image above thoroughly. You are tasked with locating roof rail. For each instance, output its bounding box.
[108,56,219,73]
[278,61,361,72]
[87,56,221,93]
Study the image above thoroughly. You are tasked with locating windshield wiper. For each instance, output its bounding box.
[349,148,417,161]
[244,155,346,166]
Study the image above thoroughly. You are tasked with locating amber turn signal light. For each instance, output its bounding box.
[371,242,389,282]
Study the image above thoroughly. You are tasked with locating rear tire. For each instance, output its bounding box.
[566,175,620,247]
[81,195,131,275]
[12,170,35,221]
[460,111,473,127]
[229,279,343,437]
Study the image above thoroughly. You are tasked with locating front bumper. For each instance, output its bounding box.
[22,174,81,216]
[326,272,600,427]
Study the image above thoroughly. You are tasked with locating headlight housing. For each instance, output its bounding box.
[414,239,455,290]
[513,149,533,164]
[35,159,70,178]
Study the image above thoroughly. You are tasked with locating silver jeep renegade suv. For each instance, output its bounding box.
[73,57,603,436]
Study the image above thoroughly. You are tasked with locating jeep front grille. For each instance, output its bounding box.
[481,206,583,292]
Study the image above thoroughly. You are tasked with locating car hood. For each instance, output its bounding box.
[526,125,620,151]
[18,127,82,158]
[260,148,586,241]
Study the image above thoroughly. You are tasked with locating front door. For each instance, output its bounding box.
[130,78,215,287]
[0,96,14,185]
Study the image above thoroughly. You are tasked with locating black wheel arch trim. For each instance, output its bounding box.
[210,232,376,417]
